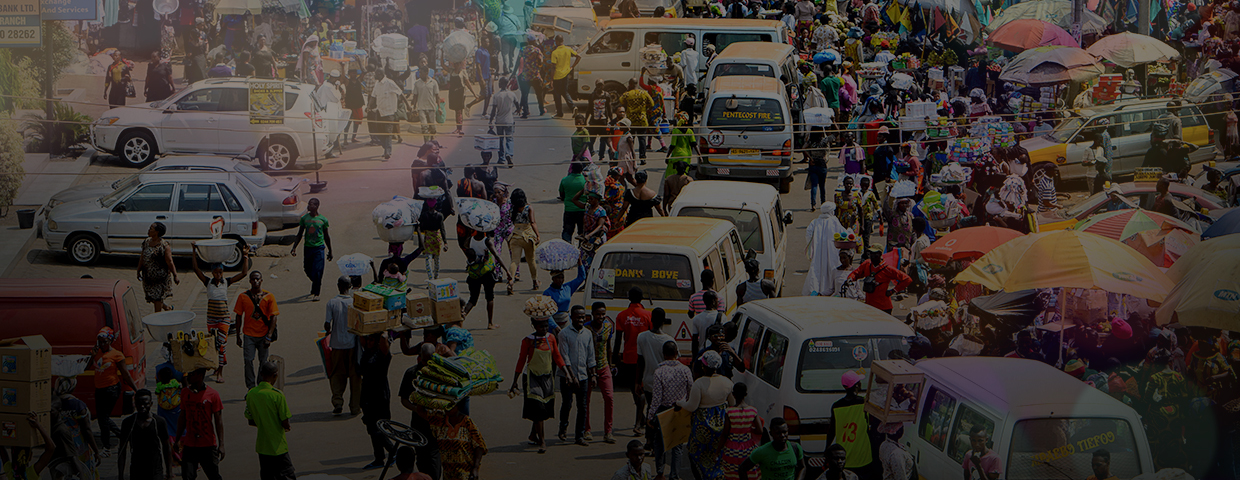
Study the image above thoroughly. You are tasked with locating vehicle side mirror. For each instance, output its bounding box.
[113,203,126,213]
[783,211,793,224]
[163,104,177,114]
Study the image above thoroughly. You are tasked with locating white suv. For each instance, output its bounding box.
[91,78,347,171]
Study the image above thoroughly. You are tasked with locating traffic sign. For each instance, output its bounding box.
[0,0,40,48]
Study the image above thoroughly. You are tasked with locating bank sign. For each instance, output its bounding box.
[0,0,39,48]
[42,0,95,20]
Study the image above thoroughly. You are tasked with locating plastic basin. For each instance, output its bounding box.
[195,239,237,263]
[142,310,195,341]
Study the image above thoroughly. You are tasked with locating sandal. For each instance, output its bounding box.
[507,283,515,295]
[488,323,500,330]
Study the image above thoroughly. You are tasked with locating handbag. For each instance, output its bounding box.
[248,291,278,342]
[466,251,497,278]
[125,82,136,98]
[861,264,881,294]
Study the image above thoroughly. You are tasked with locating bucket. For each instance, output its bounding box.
[195,238,237,263]
[17,209,34,229]
[142,310,195,341]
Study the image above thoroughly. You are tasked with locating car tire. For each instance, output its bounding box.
[779,176,792,194]
[261,138,297,171]
[118,131,157,167]
[67,234,101,265]
[220,238,246,269]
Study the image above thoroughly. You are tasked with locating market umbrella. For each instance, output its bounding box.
[1166,234,1240,282]
[1202,208,1240,240]
[1085,32,1180,68]
[968,289,1041,330]
[1071,208,1197,242]
[988,19,1077,52]
[921,226,1024,266]
[955,229,1175,302]
[999,46,1103,84]
[1154,254,1240,330]
[211,0,261,15]
[1123,227,1199,268]
[986,0,1108,35]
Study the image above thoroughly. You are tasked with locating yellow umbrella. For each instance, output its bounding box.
[1166,235,1240,282]
[1155,255,1240,330]
[955,229,1175,302]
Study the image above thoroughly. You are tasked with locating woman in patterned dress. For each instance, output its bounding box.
[722,383,762,480]
[508,311,570,454]
[886,198,916,251]
[189,246,248,382]
[678,351,734,480]
[573,190,611,268]
[137,222,178,312]
[603,168,628,238]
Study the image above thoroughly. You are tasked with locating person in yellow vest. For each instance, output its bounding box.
[828,370,877,479]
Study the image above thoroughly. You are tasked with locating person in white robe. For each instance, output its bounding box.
[803,201,847,296]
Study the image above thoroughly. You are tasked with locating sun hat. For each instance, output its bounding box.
[842,369,864,388]
[700,350,723,369]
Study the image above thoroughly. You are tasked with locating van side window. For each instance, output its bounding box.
[769,201,784,244]
[703,33,770,52]
[712,247,730,283]
[643,32,688,58]
[918,386,958,452]
[720,238,737,275]
[123,288,143,344]
[729,231,745,260]
[591,31,633,54]
[738,318,764,371]
[947,404,998,464]
[755,329,789,387]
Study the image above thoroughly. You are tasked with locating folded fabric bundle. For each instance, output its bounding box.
[431,353,470,378]
[420,364,468,387]
[470,380,499,396]
[415,377,469,399]
[408,383,460,410]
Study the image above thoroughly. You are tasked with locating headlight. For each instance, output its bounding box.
[98,117,120,126]
[46,220,58,231]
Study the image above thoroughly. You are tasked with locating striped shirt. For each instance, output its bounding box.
[688,289,725,317]
[1034,175,1057,212]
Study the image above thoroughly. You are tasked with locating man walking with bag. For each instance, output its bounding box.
[412,68,441,145]
[235,271,279,389]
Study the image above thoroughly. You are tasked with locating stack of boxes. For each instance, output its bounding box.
[349,285,403,335]
[376,34,409,71]
[0,336,51,448]
[429,278,461,325]
[1092,74,1122,102]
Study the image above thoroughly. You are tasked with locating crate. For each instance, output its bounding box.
[348,307,401,335]
[474,134,500,152]
[353,291,385,312]
[362,284,407,311]
[0,336,51,382]
[864,360,926,424]
[428,278,459,301]
[402,312,437,330]
[0,411,50,448]
[0,379,50,414]
[432,299,462,324]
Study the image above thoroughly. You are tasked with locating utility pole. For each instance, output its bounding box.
[44,21,58,156]
[1138,0,1150,35]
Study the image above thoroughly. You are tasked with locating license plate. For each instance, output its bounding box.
[732,148,760,155]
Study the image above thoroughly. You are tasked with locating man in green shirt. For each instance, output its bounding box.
[740,418,804,480]
[244,361,295,480]
[290,198,333,301]
[819,65,841,111]
[559,161,587,243]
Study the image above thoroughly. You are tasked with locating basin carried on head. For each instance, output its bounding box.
[195,239,237,263]
[142,311,195,341]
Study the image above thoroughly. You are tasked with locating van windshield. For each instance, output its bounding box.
[714,63,776,78]
[707,97,784,131]
[593,252,695,301]
[1048,116,1084,143]
[677,207,764,253]
[1007,418,1144,480]
[796,336,908,393]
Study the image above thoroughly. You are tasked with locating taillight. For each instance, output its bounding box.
[1209,129,1215,143]
[764,269,774,279]
[783,405,801,434]
[282,194,298,206]
[706,147,730,154]
[252,222,258,235]
[774,139,792,156]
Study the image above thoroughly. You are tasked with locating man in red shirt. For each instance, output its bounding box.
[177,368,225,480]
[614,287,652,436]
[847,248,912,314]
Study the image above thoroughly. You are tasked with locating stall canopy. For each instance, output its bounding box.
[986,0,1108,35]
[1085,32,1180,68]
[998,46,1104,84]
[1155,254,1240,331]
[988,19,1077,52]
[212,0,263,16]
[968,289,1041,331]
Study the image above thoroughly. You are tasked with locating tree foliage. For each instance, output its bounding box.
[13,21,76,95]
[0,120,27,209]
[23,103,91,153]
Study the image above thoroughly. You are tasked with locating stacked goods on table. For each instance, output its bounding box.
[171,330,220,373]
[918,191,964,230]
[407,349,504,410]
[892,53,919,70]
[0,336,52,447]
[858,62,887,78]
[910,300,950,330]
[931,162,973,187]
[968,117,1016,148]
[947,137,991,165]
[375,34,409,71]
[926,116,953,138]
[349,284,404,335]
[1093,74,1121,102]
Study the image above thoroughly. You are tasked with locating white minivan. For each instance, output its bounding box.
[575,18,789,98]
[727,297,914,454]
[669,180,791,294]
[907,357,1155,480]
[700,42,800,104]
[698,76,795,193]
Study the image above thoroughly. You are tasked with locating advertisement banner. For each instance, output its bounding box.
[248,80,284,125]
[0,0,40,48]
[41,0,94,21]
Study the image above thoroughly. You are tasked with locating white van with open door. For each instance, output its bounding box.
[669,180,790,294]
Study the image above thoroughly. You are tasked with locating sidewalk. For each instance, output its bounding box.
[0,152,92,276]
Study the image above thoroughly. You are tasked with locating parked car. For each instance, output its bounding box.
[91,78,347,170]
[1024,98,1215,181]
[1036,180,1228,231]
[44,155,307,231]
[42,171,267,266]
[0,278,147,418]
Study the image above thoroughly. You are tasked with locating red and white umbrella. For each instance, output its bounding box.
[988,19,1077,52]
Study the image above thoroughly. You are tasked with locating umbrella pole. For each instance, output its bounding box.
[1057,287,1068,368]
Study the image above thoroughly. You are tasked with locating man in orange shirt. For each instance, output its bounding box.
[235,271,280,389]
[614,287,651,436]
[92,326,138,450]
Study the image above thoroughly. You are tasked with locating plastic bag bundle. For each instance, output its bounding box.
[535,239,580,271]
[456,198,502,232]
[583,163,606,196]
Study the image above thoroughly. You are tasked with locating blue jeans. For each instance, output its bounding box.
[243,335,270,389]
[518,77,544,116]
[303,245,325,296]
[808,165,828,206]
[558,377,588,439]
[496,125,515,160]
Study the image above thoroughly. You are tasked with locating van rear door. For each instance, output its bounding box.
[703,96,789,165]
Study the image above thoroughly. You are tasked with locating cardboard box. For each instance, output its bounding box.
[171,332,220,373]
[363,284,407,311]
[428,278,459,301]
[432,299,462,325]
[348,306,401,335]
[0,336,51,382]
[0,411,50,448]
[407,293,433,319]
[353,291,384,311]
[0,380,50,414]
[402,313,437,330]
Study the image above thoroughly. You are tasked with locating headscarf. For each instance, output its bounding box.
[675,111,690,126]
[700,350,723,369]
[98,327,116,345]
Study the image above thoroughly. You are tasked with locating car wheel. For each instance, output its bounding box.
[779,177,793,194]
[118,131,156,167]
[67,234,101,265]
[261,138,297,171]
[220,239,246,269]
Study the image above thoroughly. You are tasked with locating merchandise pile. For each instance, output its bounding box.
[408,348,504,410]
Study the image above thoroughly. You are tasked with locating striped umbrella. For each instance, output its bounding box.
[1072,209,1196,242]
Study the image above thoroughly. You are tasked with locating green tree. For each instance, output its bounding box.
[14,21,76,96]
[0,120,26,210]
[0,50,20,114]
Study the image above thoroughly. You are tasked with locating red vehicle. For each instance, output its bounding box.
[0,278,147,416]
